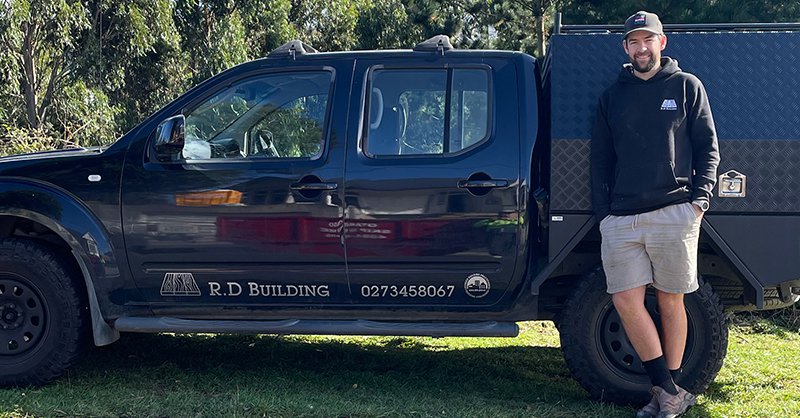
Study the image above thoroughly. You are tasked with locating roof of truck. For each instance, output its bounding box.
[258,36,534,62]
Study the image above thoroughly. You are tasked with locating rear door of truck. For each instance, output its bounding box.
[342,53,523,306]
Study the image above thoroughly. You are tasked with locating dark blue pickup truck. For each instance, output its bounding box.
[1,21,799,405]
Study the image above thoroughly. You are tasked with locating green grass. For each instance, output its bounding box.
[1,319,798,418]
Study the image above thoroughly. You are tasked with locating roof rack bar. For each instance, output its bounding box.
[554,13,562,35]
[413,35,454,54]
[267,40,319,59]
[557,21,800,34]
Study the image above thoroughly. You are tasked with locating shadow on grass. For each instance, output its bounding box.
[730,309,800,337]
[681,382,726,418]
[80,333,574,392]
[54,333,632,417]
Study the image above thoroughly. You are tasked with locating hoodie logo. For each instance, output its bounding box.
[660,99,678,111]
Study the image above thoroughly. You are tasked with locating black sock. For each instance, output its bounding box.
[643,356,679,396]
[670,368,682,382]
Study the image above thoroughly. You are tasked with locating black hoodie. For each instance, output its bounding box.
[591,57,720,220]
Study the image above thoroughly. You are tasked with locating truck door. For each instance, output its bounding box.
[343,59,522,306]
[121,63,351,311]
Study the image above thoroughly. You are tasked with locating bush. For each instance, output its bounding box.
[0,124,78,157]
[0,82,122,157]
[54,82,122,148]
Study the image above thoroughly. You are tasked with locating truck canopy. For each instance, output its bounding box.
[546,26,800,298]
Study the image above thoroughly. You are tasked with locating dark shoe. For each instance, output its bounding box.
[634,390,660,418]
[653,385,696,418]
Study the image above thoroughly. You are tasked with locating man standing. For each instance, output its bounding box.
[590,11,720,418]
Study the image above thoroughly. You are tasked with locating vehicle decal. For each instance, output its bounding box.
[208,282,330,297]
[160,273,201,296]
[464,274,491,298]
[360,284,455,298]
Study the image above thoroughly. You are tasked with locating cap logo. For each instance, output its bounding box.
[634,14,647,25]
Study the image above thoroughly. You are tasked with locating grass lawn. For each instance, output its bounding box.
[1,316,798,418]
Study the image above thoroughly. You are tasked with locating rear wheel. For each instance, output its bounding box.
[0,238,87,386]
[557,269,728,405]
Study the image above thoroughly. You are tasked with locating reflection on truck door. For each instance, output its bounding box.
[343,60,523,306]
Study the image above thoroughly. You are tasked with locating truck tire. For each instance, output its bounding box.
[557,269,728,405]
[0,238,87,386]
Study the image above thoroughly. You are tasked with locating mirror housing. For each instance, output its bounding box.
[154,115,186,162]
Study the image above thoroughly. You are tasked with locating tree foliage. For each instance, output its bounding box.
[290,0,364,51]
[1,0,799,156]
[355,0,421,49]
[0,0,88,130]
[84,0,186,132]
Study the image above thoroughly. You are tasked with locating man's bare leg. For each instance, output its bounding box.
[657,291,688,371]
[614,285,691,418]
[612,285,663,361]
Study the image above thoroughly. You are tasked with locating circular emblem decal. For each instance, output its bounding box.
[464,274,491,298]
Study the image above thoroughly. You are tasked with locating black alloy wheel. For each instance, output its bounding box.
[557,269,728,405]
[0,238,87,387]
[596,292,698,379]
[0,277,47,356]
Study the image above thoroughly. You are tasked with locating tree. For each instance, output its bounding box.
[0,0,188,150]
[174,0,299,84]
[482,0,570,57]
[288,0,363,51]
[355,0,421,49]
[238,0,295,58]
[82,0,187,132]
[701,0,800,23]
[174,0,249,84]
[0,0,88,130]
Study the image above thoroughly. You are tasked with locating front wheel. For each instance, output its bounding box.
[557,269,728,405]
[0,238,87,386]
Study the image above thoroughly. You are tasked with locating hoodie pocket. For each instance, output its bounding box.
[613,162,680,199]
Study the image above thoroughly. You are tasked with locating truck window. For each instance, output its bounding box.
[182,71,332,160]
[365,68,490,156]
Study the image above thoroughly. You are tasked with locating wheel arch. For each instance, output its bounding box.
[0,179,121,346]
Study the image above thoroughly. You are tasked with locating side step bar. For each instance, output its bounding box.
[114,317,519,338]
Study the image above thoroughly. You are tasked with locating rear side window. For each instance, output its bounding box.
[365,68,490,156]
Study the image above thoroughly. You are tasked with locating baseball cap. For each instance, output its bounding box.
[624,11,663,38]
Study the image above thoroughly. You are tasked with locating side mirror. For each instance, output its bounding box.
[154,115,185,162]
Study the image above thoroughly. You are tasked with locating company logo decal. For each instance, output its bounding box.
[464,274,491,298]
[208,282,331,298]
[634,14,646,25]
[161,272,201,296]
[660,99,678,111]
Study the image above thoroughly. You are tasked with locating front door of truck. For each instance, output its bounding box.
[121,63,351,310]
[342,58,522,306]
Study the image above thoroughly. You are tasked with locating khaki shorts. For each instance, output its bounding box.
[599,202,701,294]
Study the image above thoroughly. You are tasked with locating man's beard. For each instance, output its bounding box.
[631,54,657,73]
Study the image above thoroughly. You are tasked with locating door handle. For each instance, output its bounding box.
[457,179,509,189]
[290,182,338,191]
